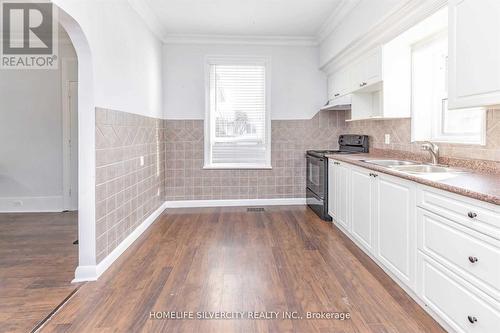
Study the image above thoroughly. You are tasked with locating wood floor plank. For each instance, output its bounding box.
[0,212,78,333]
[39,206,445,333]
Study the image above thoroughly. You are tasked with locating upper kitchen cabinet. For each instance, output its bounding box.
[448,0,500,109]
[351,48,382,90]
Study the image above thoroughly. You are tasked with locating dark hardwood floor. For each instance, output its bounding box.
[0,212,78,333]
[39,206,444,333]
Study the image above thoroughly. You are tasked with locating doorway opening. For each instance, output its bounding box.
[0,19,82,333]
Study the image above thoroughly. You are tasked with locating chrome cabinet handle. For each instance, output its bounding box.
[369,173,378,178]
[468,256,478,263]
[467,211,477,219]
[467,315,477,324]
[334,93,340,97]
[359,82,367,87]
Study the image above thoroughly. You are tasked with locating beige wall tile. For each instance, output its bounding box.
[94,108,165,264]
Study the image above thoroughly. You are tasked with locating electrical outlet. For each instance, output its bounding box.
[140,156,144,166]
[384,134,391,145]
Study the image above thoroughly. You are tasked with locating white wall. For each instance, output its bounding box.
[53,0,163,118]
[163,43,326,120]
[319,0,405,67]
[0,31,77,211]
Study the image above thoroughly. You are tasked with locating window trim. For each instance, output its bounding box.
[410,32,487,146]
[203,55,272,169]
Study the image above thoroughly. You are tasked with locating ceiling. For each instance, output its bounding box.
[139,0,353,41]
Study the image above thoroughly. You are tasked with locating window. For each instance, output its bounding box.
[411,29,486,145]
[205,57,271,169]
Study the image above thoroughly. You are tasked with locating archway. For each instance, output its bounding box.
[56,6,96,282]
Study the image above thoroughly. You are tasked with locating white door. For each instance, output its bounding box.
[350,167,375,252]
[449,0,500,108]
[375,173,416,288]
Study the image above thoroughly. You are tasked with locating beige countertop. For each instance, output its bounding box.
[325,153,500,206]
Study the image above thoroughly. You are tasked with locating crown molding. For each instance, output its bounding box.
[320,0,448,74]
[316,0,362,43]
[127,0,168,41]
[163,34,318,46]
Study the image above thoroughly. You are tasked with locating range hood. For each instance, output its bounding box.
[320,94,352,111]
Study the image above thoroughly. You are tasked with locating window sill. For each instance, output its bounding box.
[203,164,273,170]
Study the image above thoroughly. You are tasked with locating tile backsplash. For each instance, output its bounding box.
[346,109,500,169]
[164,111,347,201]
[95,108,165,263]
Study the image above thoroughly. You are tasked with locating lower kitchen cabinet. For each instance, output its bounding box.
[375,173,416,289]
[328,159,350,230]
[350,166,376,252]
[418,254,500,333]
[327,159,500,333]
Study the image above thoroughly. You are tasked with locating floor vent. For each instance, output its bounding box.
[247,207,265,212]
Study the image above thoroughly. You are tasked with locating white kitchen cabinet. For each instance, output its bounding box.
[351,48,382,91]
[375,172,417,288]
[449,0,500,108]
[328,159,350,230]
[418,254,500,333]
[327,159,337,221]
[329,66,352,100]
[350,166,376,252]
[326,160,499,332]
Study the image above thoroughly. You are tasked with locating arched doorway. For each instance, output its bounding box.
[56,5,96,282]
[0,3,96,331]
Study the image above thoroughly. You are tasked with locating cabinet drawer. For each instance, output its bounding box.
[418,254,500,333]
[417,186,500,240]
[418,209,500,301]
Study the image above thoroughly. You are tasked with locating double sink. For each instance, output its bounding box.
[360,159,469,175]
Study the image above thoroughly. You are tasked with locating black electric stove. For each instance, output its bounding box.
[306,135,369,221]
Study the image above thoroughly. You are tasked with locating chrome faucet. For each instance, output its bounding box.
[421,141,439,165]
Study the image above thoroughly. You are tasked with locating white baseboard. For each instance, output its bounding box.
[72,202,167,283]
[164,198,306,208]
[0,196,64,213]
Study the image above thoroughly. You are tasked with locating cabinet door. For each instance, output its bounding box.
[336,162,350,230]
[449,0,500,108]
[350,167,374,251]
[327,159,337,220]
[376,173,416,288]
[352,48,382,90]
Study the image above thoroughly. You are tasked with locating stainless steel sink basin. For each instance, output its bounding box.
[391,165,469,174]
[360,159,419,167]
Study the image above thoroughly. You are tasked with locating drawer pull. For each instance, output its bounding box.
[467,211,477,219]
[467,315,478,324]
[468,256,479,263]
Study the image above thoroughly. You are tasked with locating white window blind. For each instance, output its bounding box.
[205,58,271,169]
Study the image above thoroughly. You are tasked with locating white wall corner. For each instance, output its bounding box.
[316,0,362,43]
[73,202,168,283]
[127,0,168,42]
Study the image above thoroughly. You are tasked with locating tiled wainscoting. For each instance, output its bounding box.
[165,111,347,201]
[346,109,500,169]
[95,108,166,263]
[92,108,498,263]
